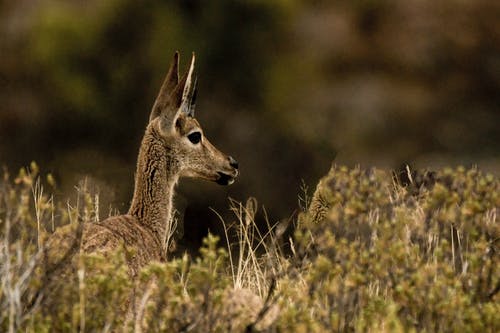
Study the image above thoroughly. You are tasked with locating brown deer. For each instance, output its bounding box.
[47,52,239,278]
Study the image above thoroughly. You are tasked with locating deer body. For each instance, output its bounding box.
[36,52,238,329]
[78,215,162,276]
[49,52,238,278]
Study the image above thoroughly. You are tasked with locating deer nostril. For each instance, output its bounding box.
[228,156,238,169]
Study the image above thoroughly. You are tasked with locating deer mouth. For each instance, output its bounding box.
[216,172,236,186]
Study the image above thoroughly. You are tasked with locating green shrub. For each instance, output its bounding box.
[1,164,498,332]
[292,166,499,332]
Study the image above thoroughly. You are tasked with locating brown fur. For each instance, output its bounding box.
[307,166,334,223]
[48,51,238,278]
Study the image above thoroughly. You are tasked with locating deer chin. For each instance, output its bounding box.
[216,172,236,186]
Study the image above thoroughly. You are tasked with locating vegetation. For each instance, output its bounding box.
[1,163,498,332]
[2,0,499,234]
[2,2,498,331]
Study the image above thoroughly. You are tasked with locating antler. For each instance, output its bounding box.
[180,53,197,117]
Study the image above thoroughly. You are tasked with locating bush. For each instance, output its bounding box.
[292,166,499,332]
[0,164,498,332]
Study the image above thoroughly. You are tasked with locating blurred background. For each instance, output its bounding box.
[1,0,499,250]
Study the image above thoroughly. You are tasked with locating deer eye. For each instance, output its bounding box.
[187,132,202,144]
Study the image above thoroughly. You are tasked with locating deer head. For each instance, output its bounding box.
[148,52,239,185]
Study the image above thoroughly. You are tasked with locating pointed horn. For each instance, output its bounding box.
[150,51,179,122]
[162,52,196,124]
[188,77,197,117]
[182,53,195,101]
[180,53,196,116]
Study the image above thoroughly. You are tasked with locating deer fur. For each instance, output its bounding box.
[307,170,333,224]
[48,52,239,278]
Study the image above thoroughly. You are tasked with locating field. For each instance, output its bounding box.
[1,163,498,332]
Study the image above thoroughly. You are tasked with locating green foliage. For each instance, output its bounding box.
[1,164,498,332]
[2,0,499,236]
[293,166,499,332]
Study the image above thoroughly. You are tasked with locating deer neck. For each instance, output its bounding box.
[128,126,179,251]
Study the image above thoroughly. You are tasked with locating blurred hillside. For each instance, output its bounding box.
[1,0,499,248]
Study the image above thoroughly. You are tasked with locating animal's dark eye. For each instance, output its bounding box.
[187,132,202,144]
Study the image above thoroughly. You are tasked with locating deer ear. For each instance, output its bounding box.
[149,51,179,122]
[158,53,196,133]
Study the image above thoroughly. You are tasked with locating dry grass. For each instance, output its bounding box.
[0,163,498,332]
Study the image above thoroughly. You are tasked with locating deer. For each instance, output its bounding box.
[24,52,240,331]
[43,52,239,280]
